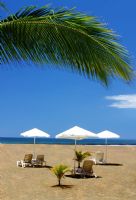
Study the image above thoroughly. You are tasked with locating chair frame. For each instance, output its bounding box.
[17,154,33,168]
[32,155,46,167]
[94,151,105,164]
[74,160,97,178]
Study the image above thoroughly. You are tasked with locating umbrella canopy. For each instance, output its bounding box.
[56,126,96,141]
[21,128,50,138]
[20,128,50,158]
[97,130,120,139]
[97,130,120,162]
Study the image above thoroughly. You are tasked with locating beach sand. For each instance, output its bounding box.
[0,144,136,200]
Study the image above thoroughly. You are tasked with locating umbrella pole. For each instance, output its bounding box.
[33,137,36,159]
[105,138,107,163]
[75,139,76,150]
[74,139,76,174]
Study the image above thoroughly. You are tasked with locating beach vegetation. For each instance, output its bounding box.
[51,164,70,186]
[0,4,134,85]
[75,150,91,168]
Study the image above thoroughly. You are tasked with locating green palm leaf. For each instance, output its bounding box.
[75,150,91,168]
[51,164,70,186]
[0,5,133,84]
[0,1,8,11]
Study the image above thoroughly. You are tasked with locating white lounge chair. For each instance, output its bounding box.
[74,160,97,178]
[17,154,33,168]
[32,155,46,167]
[94,151,105,164]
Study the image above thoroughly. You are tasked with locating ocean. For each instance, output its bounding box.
[0,137,136,145]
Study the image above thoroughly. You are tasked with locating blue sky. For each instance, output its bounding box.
[0,0,136,139]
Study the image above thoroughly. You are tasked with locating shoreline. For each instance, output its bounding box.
[1,143,136,146]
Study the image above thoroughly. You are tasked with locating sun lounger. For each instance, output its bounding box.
[17,154,33,168]
[74,160,97,178]
[94,151,105,164]
[32,155,46,167]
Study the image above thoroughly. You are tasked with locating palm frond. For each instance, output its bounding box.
[51,164,70,182]
[0,5,133,84]
[75,150,91,162]
[0,1,8,11]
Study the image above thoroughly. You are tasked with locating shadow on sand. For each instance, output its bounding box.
[26,165,53,169]
[65,174,102,179]
[97,163,123,166]
[52,184,74,189]
[44,165,53,169]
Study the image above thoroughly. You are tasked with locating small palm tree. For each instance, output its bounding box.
[51,164,70,186]
[75,150,91,168]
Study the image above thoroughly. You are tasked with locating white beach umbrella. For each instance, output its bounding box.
[55,126,97,149]
[56,126,97,173]
[20,128,50,158]
[97,130,120,163]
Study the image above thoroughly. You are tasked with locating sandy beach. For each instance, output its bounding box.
[0,144,136,200]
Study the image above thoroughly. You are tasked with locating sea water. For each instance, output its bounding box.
[0,137,136,145]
